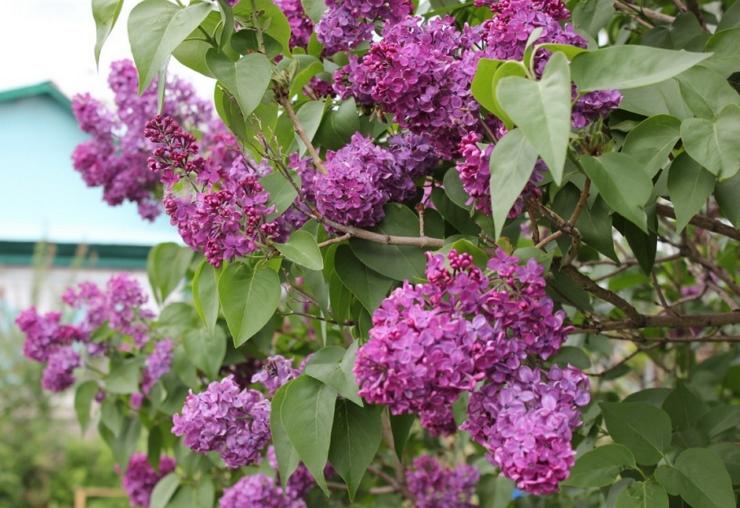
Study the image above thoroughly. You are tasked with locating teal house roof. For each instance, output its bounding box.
[0,81,180,262]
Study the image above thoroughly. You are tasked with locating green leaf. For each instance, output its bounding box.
[218,264,281,347]
[390,413,414,459]
[184,327,226,380]
[328,401,383,500]
[172,12,220,78]
[105,358,141,395]
[675,66,740,119]
[207,51,273,119]
[295,100,325,155]
[667,153,715,232]
[101,398,124,436]
[430,188,480,235]
[334,246,394,313]
[613,212,657,275]
[700,405,740,439]
[497,52,571,184]
[92,0,123,66]
[128,0,212,93]
[192,260,219,331]
[581,154,652,232]
[350,204,429,281]
[168,479,215,508]
[233,0,291,53]
[550,346,591,370]
[471,58,502,113]
[301,0,327,23]
[565,444,637,488]
[665,448,737,508]
[615,481,668,508]
[571,46,710,92]
[74,380,98,432]
[149,473,180,508]
[488,129,539,239]
[271,383,301,489]
[601,402,672,465]
[623,115,680,177]
[100,417,141,467]
[704,28,740,76]
[715,172,740,226]
[572,0,615,38]
[662,382,708,431]
[304,343,363,406]
[478,475,516,508]
[620,80,693,119]
[443,167,473,210]
[147,243,194,304]
[681,104,740,179]
[281,376,337,495]
[276,230,323,270]
[261,169,300,218]
[489,61,528,128]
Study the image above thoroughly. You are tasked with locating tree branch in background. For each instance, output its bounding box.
[656,203,740,241]
[278,96,328,174]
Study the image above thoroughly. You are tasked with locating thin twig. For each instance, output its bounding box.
[614,0,675,24]
[561,265,643,322]
[317,216,445,249]
[278,96,327,174]
[586,344,660,376]
[280,311,355,326]
[535,231,562,249]
[318,233,351,248]
[572,311,740,334]
[656,203,740,241]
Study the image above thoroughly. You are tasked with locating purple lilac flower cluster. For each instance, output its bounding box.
[41,347,81,392]
[252,355,300,395]
[71,60,211,220]
[456,131,544,215]
[122,453,176,508]
[406,455,479,508]
[316,0,413,53]
[336,17,481,158]
[219,474,306,508]
[462,365,590,494]
[275,0,314,47]
[134,338,174,404]
[145,115,279,266]
[267,446,316,500]
[172,375,271,468]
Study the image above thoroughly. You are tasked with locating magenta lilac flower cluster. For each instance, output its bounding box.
[172,375,271,468]
[275,0,314,47]
[135,338,174,404]
[122,453,176,508]
[71,60,210,220]
[406,455,479,508]
[16,308,80,363]
[41,347,81,392]
[316,0,413,53]
[145,115,279,267]
[219,474,306,508]
[252,355,300,395]
[462,365,590,494]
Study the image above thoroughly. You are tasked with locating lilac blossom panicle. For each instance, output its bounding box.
[71,60,210,220]
[275,0,314,47]
[219,474,306,508]
[316,0,413,53]
[140,339,174,395]
[41,347,81,392]
[145,115,280,267]
[406,455,479,508]
[122,453,176,508]
[252,355,300,394]
[172,375,271,468]
[16,308,80,362]
[462,365,590,495]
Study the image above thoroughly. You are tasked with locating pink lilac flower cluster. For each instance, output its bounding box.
[406,455,479,508]
[456,131,544,215]
[316,0,413,53]
[219,474,306,508]
[63,274,155,347]
[336,17,481,158]
[122,453,176,508]
[145,115,279,266]
[71,60,210,220]
[275,0,314,47]
[462,365,590,494]
[172,375,271,468]
[252,355,300,395]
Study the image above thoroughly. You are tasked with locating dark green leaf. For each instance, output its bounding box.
[668,448,736,508]
[218,264,281,347]
[620,80,693,119]
[128,0,212,92]
[271,383,301,489]
[601,402,672,465]
[667,153,715,232]
[430,188,480,235]
[662,382,708,431]
[551,346,591,370]
[276,230,323,270]
[328,401,383,500]
[675,66,740,119]
[681,104,740,179]
[304,343,363,406]
[184,326,227,380]
[615,481,668,508]
[92,0,123,65]
[147,243,194,304]
[565,444,637,488]
[390,413,415,460]
[478,475,516,508]
[572,0,615,38]
[192,260,219,331]
[74,380,98,432]
[715,172,740,226]
[334,246,394,313]
[101,398,124,436]
[261,169,300,218]
[623,115,680,177]
[613,212,657,275]
[699,405,740,439]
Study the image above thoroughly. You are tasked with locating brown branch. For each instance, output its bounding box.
[614,0,675,24]
[656,203,740,241]
[278,96,327,174]
[569,179,591,225]
[573,311,740,333]
[586,344,660,376]
[318,233,351,248]
[560,265,643,322]
[536,231,562,249]
[318,216,445,249]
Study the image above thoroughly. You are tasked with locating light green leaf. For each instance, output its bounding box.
[328,401,383,500]
[276,230,323,270]
[667,153,715,232]
[74,380,99,432]
[489,61,528,128]
[571,46,710,92]
[207,51,273,119]
[497,52,571,184]
[271,383,301,489]
[149,473,180,508]
[601,402,672,465]
[675,66,740,119]
[623,115,680,177]
[615,481,668,508]
[715,172,740,226]
[572,0,615,38]
[301,0,327,22]
[101,398,124,436]
[218,264,281,347]
[488,129,539,238]
[304,343,363,406]
[192,260,219,331]
[281,376,337,495]
[147,242,194,304]
[704,28,740,77]
[681,104,740,179]
[261,169,300,218]
[183,327,226,380]
[565,444,637,488]
[581,154,652,232]
[105,358,141,395]
[92,0,123,66]
[334,246,394,313]
[128,0,212,93]
[294,100,325,155]
[620,80,693,119]
[471,58,502,113]
[233,0,291,52]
